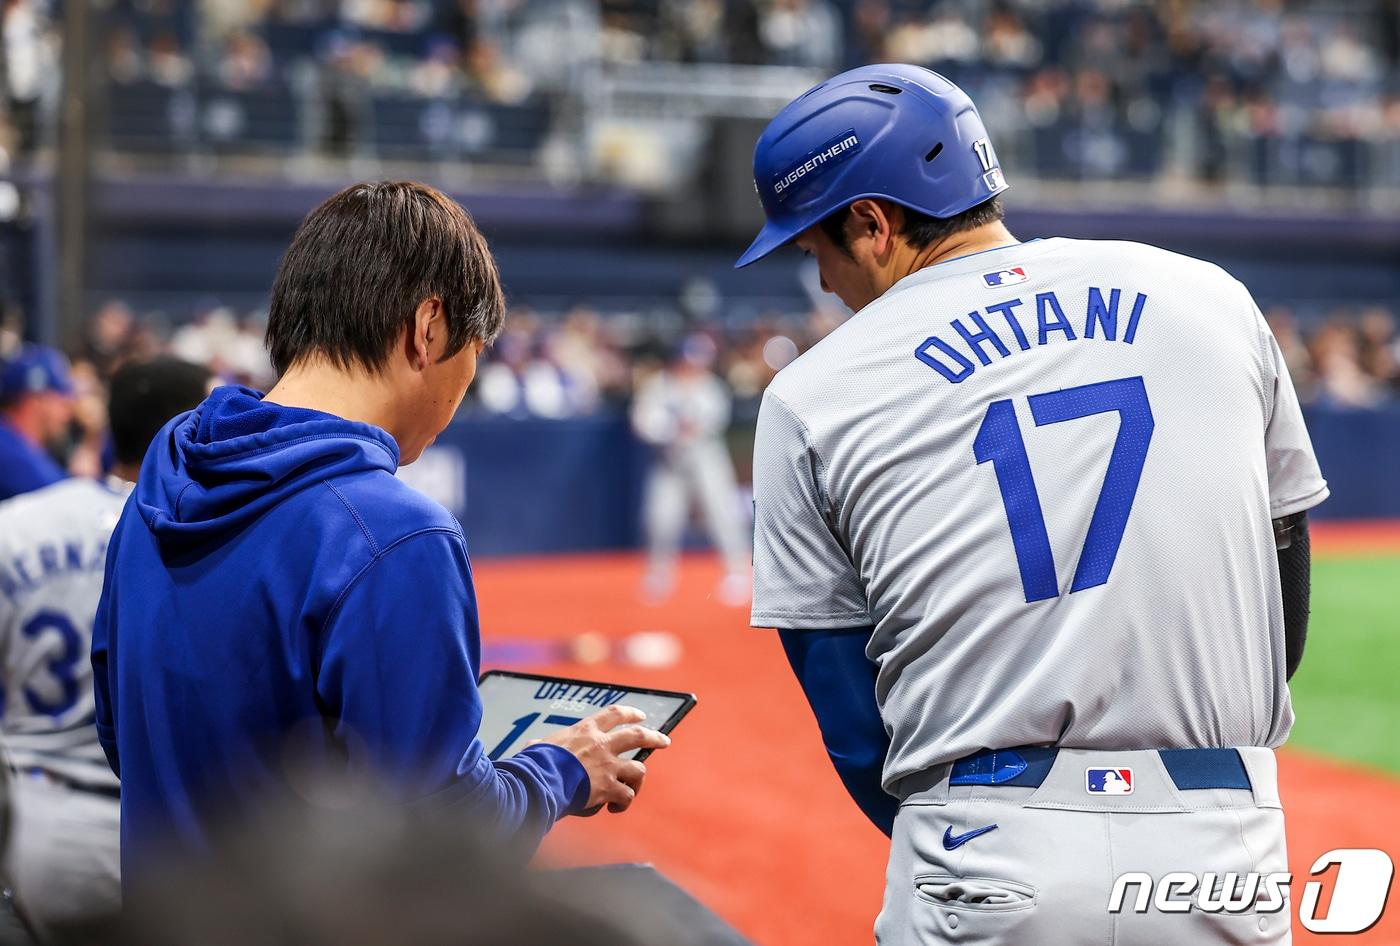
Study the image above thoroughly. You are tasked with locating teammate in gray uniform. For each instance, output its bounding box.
[631,336,750,606]
[738,65,1324,945]
[0,357,211,933]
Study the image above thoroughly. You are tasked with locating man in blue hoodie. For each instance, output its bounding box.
[92,181,669,878]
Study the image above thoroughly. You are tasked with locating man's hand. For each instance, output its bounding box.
[541,705,671,813]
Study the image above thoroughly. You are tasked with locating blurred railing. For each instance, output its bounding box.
[36,0,1382,209]
[91,67,1400,212]
[101,77,553,167]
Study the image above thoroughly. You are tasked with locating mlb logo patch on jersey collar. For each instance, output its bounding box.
[983,267,1027,287]
[1086,767,1134,795]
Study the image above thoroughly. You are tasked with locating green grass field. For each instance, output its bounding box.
[1285,554,1400,774]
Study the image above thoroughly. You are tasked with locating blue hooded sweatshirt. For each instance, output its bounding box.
[92,387,588,876]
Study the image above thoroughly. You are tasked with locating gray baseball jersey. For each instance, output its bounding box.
[0,477,127,789]
[750,238,1328,792]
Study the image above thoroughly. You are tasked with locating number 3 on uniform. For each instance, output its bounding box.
[974,376,1154,603]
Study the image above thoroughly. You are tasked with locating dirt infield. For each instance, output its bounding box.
[1280,750,1400,943]
[1311,520,1400,557]
[474,552,1399,945]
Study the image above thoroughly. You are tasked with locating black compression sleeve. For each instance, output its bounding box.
[1277,515,1312,681]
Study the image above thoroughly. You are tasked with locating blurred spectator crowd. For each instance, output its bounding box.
[0,0,1395,190]
[10,297,1394,451]
[99,0,541,104]
[468,304,845,421]
[0,293,1393,502]
[477,302,1400,416]
[0,300,275,478]
[48,296,850,424]
[1268,305,1400,408]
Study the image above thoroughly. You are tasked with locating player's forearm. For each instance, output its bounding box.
[778,627,898,836]
[333,692,590,843]
[438,742,590,852]
[1275,513,1311,680]
[826,741,898,836]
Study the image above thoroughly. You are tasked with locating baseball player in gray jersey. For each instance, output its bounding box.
[0,357,210,933]
[738,65,1325,945]
[631,336,751,606]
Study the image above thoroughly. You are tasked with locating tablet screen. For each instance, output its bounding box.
[478,671,695,762]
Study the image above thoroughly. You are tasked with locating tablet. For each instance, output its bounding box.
[478,670,696,763]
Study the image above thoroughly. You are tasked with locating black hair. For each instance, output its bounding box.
[265,181,506,377]
[107,357,212,465]
[818,195,1006,256]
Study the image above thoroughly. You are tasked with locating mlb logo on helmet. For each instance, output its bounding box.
[983,267,1027,288]
[1086,767,1134,795]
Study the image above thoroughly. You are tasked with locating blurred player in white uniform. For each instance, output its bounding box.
[631,336,750,605]
[0,357,210,933]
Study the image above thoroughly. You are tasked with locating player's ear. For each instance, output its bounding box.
[874,201,903,260]
[848,199,894,260]
[409,297,442,370]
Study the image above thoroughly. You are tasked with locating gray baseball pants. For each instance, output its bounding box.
[878,747,1290,946]
[4,774,120,936]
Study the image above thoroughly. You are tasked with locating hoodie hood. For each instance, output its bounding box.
[136,386,400,550]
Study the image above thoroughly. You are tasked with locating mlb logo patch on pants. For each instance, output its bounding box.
[1086,767,1134,795]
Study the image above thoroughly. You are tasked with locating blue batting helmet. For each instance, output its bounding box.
[735,64,1008,268]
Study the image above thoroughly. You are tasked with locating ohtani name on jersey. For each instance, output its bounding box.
[0,538,110,604]
[915,287,1148,383]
